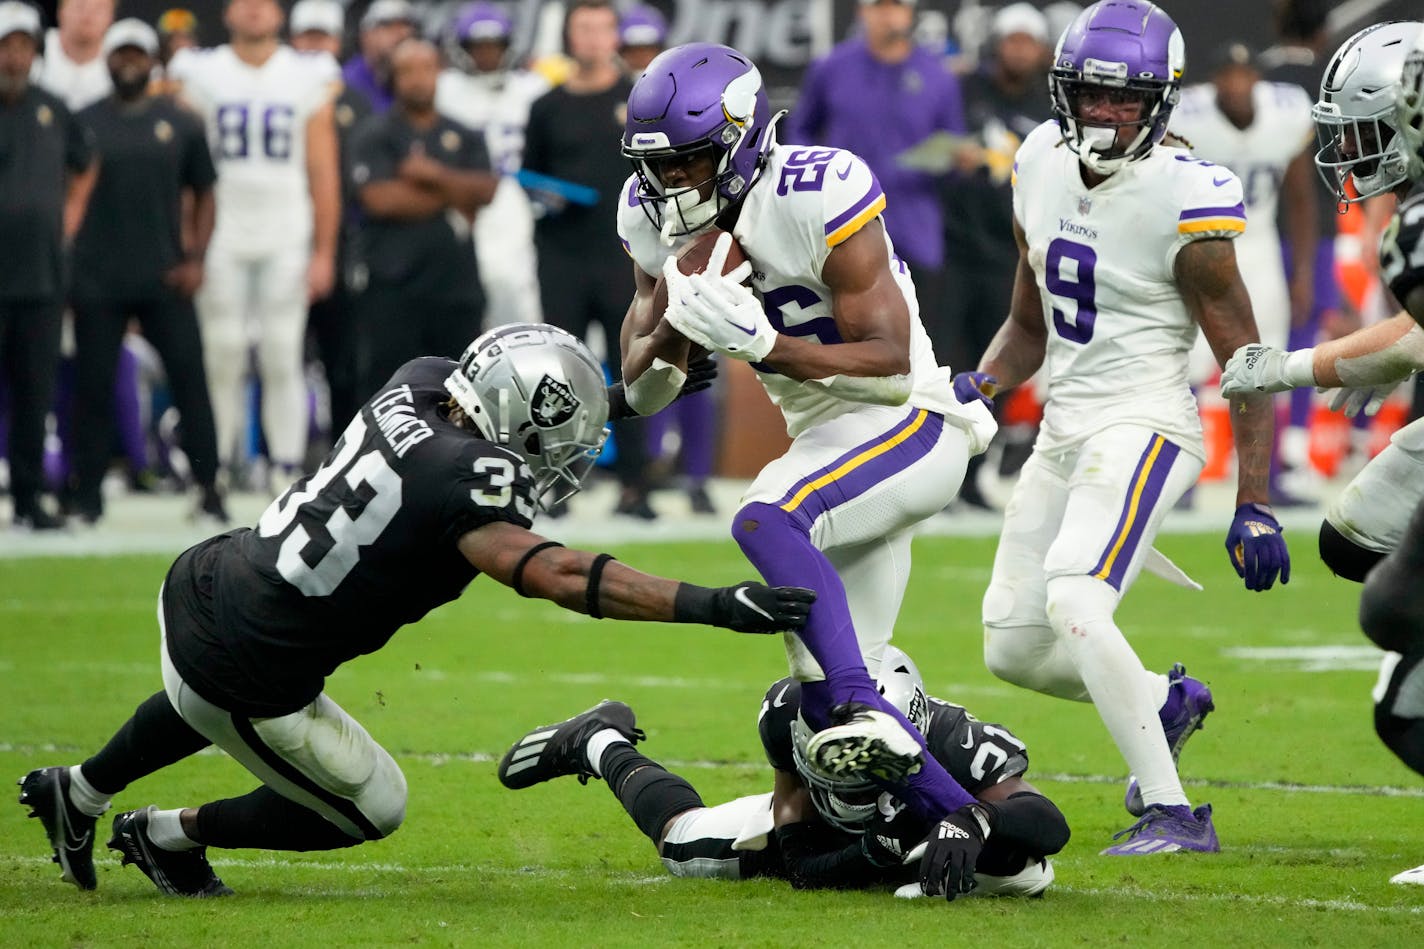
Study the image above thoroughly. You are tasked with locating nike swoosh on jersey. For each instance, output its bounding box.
[1212,176,1231,186]
[734,586,775,622]
[960,730,975,749]
[836,162,853,180]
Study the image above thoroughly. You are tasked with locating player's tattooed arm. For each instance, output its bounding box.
[1176,237,1273,506]
[976,218,1047,390]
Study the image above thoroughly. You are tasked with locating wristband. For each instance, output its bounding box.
[585,553,615,619]
[672,583,719,624]
[1282,348,1316,387]
[512,541,564,597]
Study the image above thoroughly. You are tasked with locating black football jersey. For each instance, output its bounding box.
[757,678,1030,797]
[164,357,537,715]
[1381,187,1424,307]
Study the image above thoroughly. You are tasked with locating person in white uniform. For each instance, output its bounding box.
[616,42,1006,902]
[169,0,341,486]
[436,1,547,328]
[34,0,113,110]
[969,1,1290,856]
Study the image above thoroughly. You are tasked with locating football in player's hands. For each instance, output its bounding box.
[650,227,751,357]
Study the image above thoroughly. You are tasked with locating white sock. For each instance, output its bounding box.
[145,807,201,851]
[1049,576,1190,809]
[584,728,631,778]
[67,766,112,818]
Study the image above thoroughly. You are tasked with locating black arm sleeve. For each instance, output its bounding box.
[979,791,1071,857]
[773,822,910,891]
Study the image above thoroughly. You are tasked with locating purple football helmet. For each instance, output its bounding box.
[453,1,512,42]
[1049,0,1185,174]
[622,43,776,239]
[619,5,667,48]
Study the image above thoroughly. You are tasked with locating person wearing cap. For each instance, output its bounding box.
[1170,41,1318,504]
[167,0,341,492]
[69,18,225,525]
[618,3,665,76]
[0,0,97,529]
[524,0,654,519]
[290,0,372,435]
[34,0,114,111]
[936,2,1052,508]
[436,1,548,330]
[349,38,497,397]
[785,0,966,355]
[343,0,417,113]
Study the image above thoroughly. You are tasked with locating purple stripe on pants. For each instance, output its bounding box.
[775,409,944,530]
[1090,434,1182,591]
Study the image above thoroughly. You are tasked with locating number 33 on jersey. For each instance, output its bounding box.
[1010,119,1246,455]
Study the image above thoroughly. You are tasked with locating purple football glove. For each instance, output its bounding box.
[1226,503,1290,591]
[952,372,998,410]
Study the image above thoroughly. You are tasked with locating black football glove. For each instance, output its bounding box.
[674,581,816,634]
[919,803,992,901]
[606,355,719,420]
[860,802,931,868]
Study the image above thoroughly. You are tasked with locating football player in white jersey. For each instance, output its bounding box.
[969,1,1290,855]
[615,42,1002,900]
[1219,20,1424,887]
[34,0,113,110]
[169,0,341,487]
[436,2,547,328]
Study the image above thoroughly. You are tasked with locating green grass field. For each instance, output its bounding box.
[3,534,1422,946]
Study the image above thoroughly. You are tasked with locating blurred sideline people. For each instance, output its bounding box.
[613,2,718,515]
[617,3,666,76]
[71,19,225,525]
[0,0,96,530]
[1171,43,1317,504]
[35,0,113,110]
[289,0,372,436]
[938,3,1051,510]
[169,0,340,489]
[1257,0,1345,480]
[350,38,497,396]
[523,0,653,519]
[436,1,547,329]
[343,0,417,113]
[786,0,967,340]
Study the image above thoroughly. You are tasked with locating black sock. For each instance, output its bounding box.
[599,744,704,844]
[195,786,363,851]
[80,691,211,795]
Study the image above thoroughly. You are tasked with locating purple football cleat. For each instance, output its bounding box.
[1101,803,1219,856]
[1125,663,1214,816]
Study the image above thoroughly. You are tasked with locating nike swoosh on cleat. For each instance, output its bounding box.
[734,586,775,621]
[836,162,853,180]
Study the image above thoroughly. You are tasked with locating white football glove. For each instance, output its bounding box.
[1322,380,1401,418]
[1219,343,1314,397]
[661,235,773,363]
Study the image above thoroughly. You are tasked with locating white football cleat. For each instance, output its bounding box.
[805,704,923,783]
[1389,863,1424,885]
[893,858,1055,899]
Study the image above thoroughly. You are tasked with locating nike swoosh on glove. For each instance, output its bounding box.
[1322,380,1401,419]
[719,582,816,634]
[951,372,998,409]
[661,236,772,362]
[918,803,991,901]
[1226,502,1290,591]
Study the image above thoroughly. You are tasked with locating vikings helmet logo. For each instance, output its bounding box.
[531,375,578,428]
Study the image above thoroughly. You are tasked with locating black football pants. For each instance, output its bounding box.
[354,282,484,405]
[0,297,62,514]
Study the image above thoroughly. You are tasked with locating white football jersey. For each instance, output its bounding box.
[170,45,340,253]
[618,143,989,443]
[1012,121,1248,456]
[34,29,110,111]
[1170,81,1313,259]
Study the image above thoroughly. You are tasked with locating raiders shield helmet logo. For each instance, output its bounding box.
[531,375,578,428]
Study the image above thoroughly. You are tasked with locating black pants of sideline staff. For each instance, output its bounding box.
[354,281,484,405]
[71,291,220,516]
[0,298,63,518]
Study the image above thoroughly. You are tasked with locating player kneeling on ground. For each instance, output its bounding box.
[17,324,814,897]
[498,647,1069,901]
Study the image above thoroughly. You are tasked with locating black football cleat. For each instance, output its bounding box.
[18,766,98,890]
[108,806,234,897]
[498,700,645,788]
